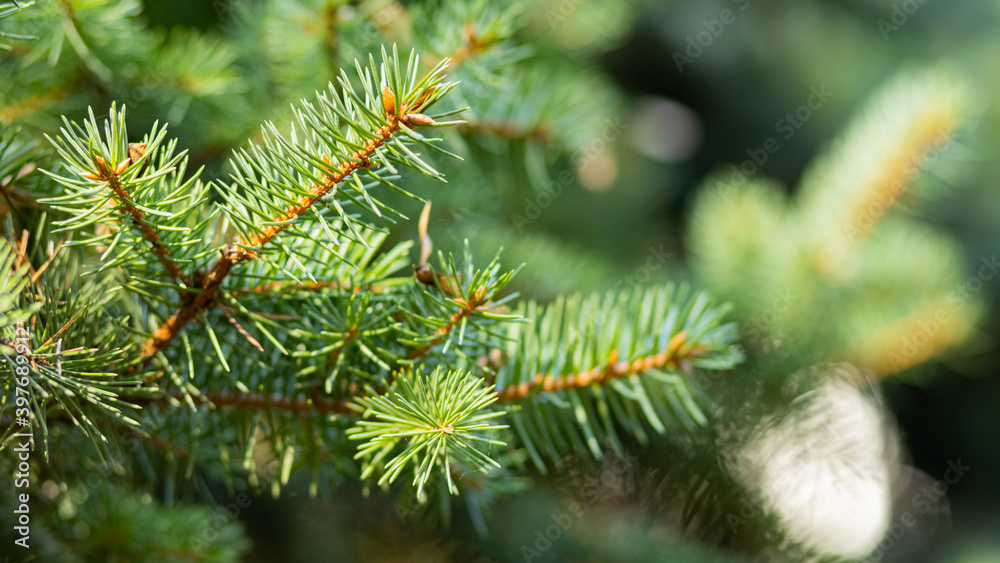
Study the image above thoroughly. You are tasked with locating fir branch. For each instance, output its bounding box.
[843,108,955,241]
[237,112,408,250]
[0,240,40,333]
[850,296,968,376]
[493,284,742,471]
[396,243,522,372]
[85,153,186,284]
[495,330,703,402]
[42,104,216,303]
[1,232,145,459]
[414,0,524,72]
[406,289,488,360]
[140,107,411,358]
[795,69,965,273]
[140,49,458,362]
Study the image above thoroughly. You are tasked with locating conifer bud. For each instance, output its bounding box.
[405,113,435,126]
[128,142,147,165]
[413,263,435,286]
[412,86,436,112]
[382,86,396,117]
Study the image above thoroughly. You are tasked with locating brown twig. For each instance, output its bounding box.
[125,332,704,417]
[86,156,187,285]
[495,331,704,402]
[406,291,487,361]
[138,98,436,363]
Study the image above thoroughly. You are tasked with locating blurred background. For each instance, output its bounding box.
[3,0,999,561]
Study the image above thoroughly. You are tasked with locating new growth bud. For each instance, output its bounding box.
[382,86,396,117]
[128,142,148,165]
[404,113,435,126]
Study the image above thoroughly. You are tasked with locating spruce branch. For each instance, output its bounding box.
[1,224,148,459]
[797,68,965,273]
[406,299,481,360]
[429,22,502,70]
[348,367,507,502]
[495,330,703,402]
[414,0,525,72]
[84,142,186,283]
[7,24,749,541]
[690,68,975,379]
[52,0,115,83]
[0,241,40,335]
[230,279,384,297]
[0,121,44,228]
[397,242,522,367]
[139,47,461,363]
[493,284,742,472]
[42,104,215,296]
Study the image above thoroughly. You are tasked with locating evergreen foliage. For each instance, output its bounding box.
[0,1,985,561]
